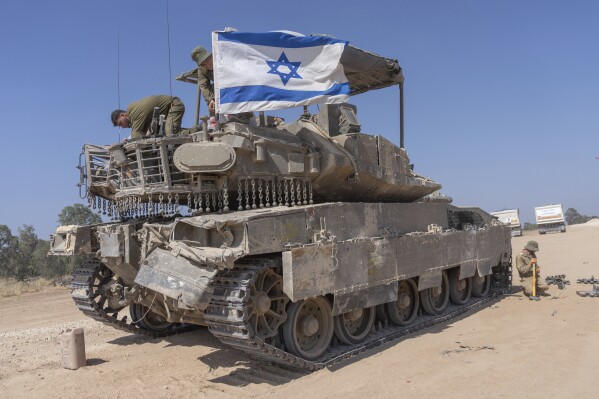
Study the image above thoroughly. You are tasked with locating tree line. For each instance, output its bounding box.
[0,205,101,280]
[565,208,597,225]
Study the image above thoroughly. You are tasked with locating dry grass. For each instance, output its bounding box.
[0,277,56,298]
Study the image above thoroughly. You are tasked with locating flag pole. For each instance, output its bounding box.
[195,73,201,127]
[399,82,404,149]
[302,105,310,118]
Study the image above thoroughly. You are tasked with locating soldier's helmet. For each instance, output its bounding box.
[191,46,211,65]
[525,240,539,252]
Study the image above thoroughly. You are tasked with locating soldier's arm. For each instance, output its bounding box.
[130,116,145,139]
[197,69,214,105]
[127,103,153,139]
[516,255,532,275]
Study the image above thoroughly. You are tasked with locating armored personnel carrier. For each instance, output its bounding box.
[50,41,511,370]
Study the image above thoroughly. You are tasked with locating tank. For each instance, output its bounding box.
[49,41,512,370]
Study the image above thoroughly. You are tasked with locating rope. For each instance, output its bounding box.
[131,293,158,323]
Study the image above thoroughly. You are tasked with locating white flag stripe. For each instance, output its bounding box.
[213,30,350,114]
[217,93,351,114]
[217,41,347,90]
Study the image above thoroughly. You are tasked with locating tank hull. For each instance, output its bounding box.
[128,202,509,311]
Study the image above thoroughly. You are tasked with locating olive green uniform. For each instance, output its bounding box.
[127,95,185,139]
[515,249,548,295]
[197,65,252,122]
[197,67,214,107]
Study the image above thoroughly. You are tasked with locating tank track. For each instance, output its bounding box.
[70,259,196,338]
[205,258,509,371]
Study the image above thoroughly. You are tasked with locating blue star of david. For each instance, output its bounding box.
[266,52,302,85]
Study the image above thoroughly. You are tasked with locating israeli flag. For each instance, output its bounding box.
[212,31,350,114]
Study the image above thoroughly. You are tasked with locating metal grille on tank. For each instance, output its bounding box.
[83,141,316,220]
[87,177,316,220]
[118,143,191,191]
[83,145,121,197]
[236,176,313,210]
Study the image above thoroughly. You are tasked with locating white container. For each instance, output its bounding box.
[61,327,86,370]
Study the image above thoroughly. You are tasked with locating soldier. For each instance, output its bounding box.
[190,46,215,114]
[111,95,187,139]
[515,240,549,296]
[191,45,254,125]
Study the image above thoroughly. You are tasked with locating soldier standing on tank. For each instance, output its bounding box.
[111,95,188,139]
[515,240,549,296]
[191,46,254,125]
[191,46,216,115]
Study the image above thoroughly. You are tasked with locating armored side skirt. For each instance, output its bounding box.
[282,226,510,315]
[150,202,510,313]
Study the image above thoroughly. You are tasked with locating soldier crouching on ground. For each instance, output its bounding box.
[111,95,193,139]
[515,240,549,296]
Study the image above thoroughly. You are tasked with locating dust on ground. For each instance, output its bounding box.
[1,223,598,399]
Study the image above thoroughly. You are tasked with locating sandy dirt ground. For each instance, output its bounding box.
[1,222,598,399]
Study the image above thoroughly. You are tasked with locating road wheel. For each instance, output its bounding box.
[386,279,419,326]
[471,274,491,297]
[130,303,175,333]
[448,270,472,305]
[283,297,334,360]
[420,271,449,315]
[334,307,375,345]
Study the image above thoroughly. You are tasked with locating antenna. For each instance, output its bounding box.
[117,24,121,142]
[165,0,173,134]
[399,82,404,149]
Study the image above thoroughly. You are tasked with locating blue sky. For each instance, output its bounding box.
[1,0,597,238]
